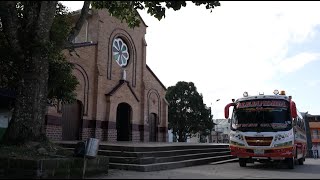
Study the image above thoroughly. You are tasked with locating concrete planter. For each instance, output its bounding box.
[0,156,109,179]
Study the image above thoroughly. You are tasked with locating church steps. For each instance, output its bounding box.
[56,142,237,171]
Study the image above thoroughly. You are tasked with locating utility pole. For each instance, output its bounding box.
[210,99,220,143]
[304,112,313,157]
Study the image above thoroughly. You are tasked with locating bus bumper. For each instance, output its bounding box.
[230,145,294,159]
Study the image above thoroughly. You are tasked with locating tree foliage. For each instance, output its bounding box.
[0,1,219,145]
[0,2,78,105]
[92,1,220,28]
[166,81,213,142]
[47,3,79,105]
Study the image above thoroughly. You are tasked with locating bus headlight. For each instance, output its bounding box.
[230,133,244,141]
[230,140,245,146]
[274,141,292,147]
[274,132,291,142]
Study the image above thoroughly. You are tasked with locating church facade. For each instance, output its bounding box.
[45,9,168,142]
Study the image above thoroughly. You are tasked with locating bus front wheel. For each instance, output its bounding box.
[286,158,294,169]
[239,158,247,167]
[298,157,304,165]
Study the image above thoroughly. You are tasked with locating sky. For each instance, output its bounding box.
[61,1,320,119]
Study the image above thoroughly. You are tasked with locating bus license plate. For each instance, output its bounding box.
[254,149,264,155]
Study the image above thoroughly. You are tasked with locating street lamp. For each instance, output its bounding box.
[211,99,220,106]
[209,99,220,143]
[214,125,225,143]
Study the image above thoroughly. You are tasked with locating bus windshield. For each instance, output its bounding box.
[231,99,292,132]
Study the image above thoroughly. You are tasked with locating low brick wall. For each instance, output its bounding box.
[95,128,103,140]
[45,125,62,141]
[45,120,166,142]
[81,128,95,140]
[0,156,109,179]
[107,129,117,142]
[101,129,108,141]
[144,132,150,142]
[132,130,140,142]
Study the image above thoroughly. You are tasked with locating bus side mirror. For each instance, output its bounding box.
[224,103,236,119]
[290,101,297,119]
[292,119,296,126]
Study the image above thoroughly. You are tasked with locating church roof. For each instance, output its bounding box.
[106,80,140,102]
[146,65,167,91]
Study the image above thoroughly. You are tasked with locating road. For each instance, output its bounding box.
[92,158,320,179]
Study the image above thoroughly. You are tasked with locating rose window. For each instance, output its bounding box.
[112,38,129,67]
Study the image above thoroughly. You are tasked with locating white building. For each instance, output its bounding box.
[212,119,230,143]
[168,130,209,143]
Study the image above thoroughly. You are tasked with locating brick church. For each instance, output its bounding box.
[45,9,168,142]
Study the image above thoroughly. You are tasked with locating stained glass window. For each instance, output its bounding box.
[112,38,129,67]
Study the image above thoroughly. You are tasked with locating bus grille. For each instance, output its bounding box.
[245,136,273,146]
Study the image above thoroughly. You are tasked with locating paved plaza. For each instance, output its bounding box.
[92,158,320,179]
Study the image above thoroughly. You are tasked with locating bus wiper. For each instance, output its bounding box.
[256,123,261,133]
[255,111,260,133]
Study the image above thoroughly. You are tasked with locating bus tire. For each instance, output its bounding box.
[286,158,294,169]
[298,158,304,165]
[239,158,247,167]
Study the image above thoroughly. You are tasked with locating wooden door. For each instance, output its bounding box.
[62,101,82,140]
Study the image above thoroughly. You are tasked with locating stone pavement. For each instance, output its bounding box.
[90,158,320,179]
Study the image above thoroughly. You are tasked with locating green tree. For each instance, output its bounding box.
[0,2,79,144]
[198,104,214,136]
[0,3,78,105]
[0,1,220,145]
[166,81,213,142]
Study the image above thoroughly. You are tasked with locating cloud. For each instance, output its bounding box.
[139,1,320,118]
[307,80,320,87]
[277,52,320,73]
[61,1,320,117]
[60,1,84,11]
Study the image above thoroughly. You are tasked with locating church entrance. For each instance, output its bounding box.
[149,113,158,142]
[116,103,132,141]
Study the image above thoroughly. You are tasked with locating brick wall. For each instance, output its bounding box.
[81,128,95,140]
[144,67,168,129]
[132,130,140,142]
[158,127,168,142]
[164,130,168,142]
[45,125,62,141]
[160,132,168,142]
[93,128,109,141]
[107,129,117,142]
[44,117,157,142]
[95,128,103,140]
[144,133,149,142]
[45,123,158,142]
[100,129,107,141]
[43,9,168,144]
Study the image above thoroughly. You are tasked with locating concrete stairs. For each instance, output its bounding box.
[57,142,238,172]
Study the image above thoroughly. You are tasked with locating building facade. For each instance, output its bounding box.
[45,9,168,142]
[211,119,230,143]
[304,113,320,157]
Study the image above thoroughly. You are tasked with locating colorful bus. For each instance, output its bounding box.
[224,90,307,169]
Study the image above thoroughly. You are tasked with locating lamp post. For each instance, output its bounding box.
[215,126,224,143]
[303,112,313,157]
[209,99,220,143]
